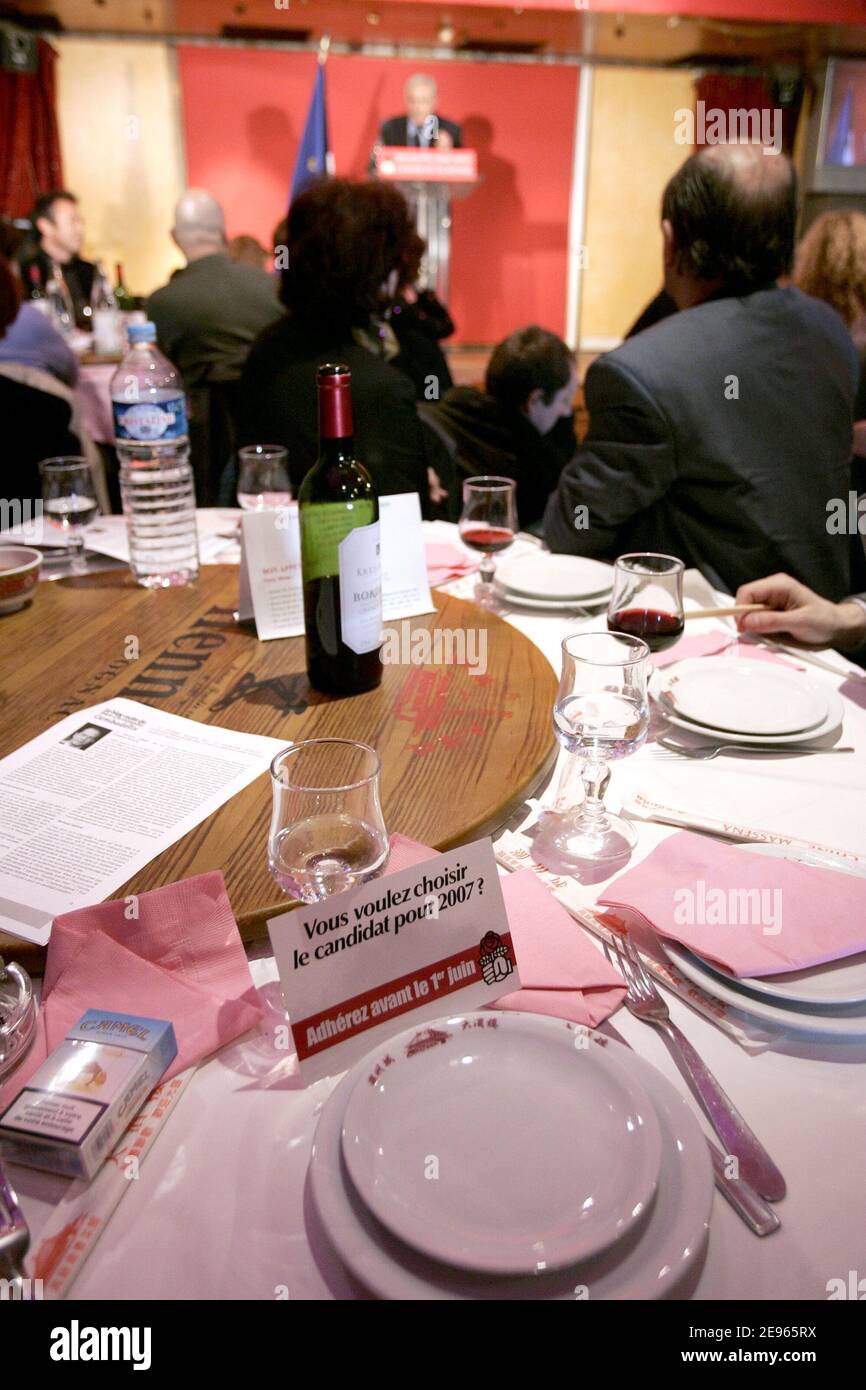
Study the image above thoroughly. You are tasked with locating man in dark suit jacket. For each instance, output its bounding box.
[545,144,859,599]
[378,74,461,150]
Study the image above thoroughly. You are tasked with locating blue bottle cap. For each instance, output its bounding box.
[127,321,157,343]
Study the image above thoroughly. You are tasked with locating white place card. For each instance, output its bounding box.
[238,494,434,641]
[267,838,520,1083]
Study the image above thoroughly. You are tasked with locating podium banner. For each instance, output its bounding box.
[376,147,478,183]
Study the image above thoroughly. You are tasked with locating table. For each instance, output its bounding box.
[7,521,866,1301]
[0,563,557,975]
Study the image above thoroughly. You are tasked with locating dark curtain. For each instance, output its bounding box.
[0,39,63,218]
[695,73,801,157]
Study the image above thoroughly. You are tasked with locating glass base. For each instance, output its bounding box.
[534,808,637,872]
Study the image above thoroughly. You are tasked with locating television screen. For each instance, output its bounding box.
[822,59,866,169]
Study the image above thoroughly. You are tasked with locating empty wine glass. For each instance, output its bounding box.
[607,553,685,654]
[237,445,291,511]
[39,457,98,574]
[268,739,389,903]
[458,475,518,605]
[543,631,650,868]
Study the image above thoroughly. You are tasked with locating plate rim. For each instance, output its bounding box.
[657,658,829,737]
[649,667,844,745]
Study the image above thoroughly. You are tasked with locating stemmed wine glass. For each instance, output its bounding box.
[541,631,650,869]
[39,457,99,575]
[268,739,389,903]
[458,475,518,606]
[237,445,291,511]
[607,553,685,654]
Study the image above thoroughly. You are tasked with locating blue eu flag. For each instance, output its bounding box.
[290,62,332,205]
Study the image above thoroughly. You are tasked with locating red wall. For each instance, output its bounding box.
[177,47,579,344]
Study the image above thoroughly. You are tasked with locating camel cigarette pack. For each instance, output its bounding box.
[0,1010,177,1179]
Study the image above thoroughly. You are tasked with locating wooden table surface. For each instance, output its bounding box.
[0,566,557,973]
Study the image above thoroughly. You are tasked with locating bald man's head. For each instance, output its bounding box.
[661,143,798,303]
[172,189,226,261]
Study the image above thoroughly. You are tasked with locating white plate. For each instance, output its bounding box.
[496,553,614,601]
[309,1013,713,1300]
[673,843,866,1009]
[650,670,844,746]
[658,659,829,736]
[494,584,611,613]
[339,1012,662,1275]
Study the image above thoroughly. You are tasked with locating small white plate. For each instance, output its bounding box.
[650,670,844,746]
[496,553,614,601]
[494,584,612,613]
[309,1015,713,1301]
[675,843,866,1009]
[658,659,829,736]
[340,1012,662,1275]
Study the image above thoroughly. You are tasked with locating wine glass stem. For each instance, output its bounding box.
[580,759,611,832]
[479,554,495,585]
[69,530,87,574]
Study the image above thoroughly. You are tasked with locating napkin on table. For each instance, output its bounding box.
[599,829,866,978]
[651,632,804,671]
[388,834,625,1027]
[424,543,479,588]
[0,871,263,1111]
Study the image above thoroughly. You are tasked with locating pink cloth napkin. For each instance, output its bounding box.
[388,834,625,1026]
[652,633,804,671]
[425,542,479,588]
[0,872,262,1111]
[599,830,866,978]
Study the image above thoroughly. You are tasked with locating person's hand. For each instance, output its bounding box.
[735,573,866,650]
[436,129,454,151]
[427,467,448,505]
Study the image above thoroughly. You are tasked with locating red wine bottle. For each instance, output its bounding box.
[298,365,383,695]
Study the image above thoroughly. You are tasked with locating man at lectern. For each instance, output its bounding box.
[378,74,462,151]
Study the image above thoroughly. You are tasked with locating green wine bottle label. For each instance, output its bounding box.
[300,499,376,581]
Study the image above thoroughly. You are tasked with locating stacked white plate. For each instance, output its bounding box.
[651,657,844,746]
[308,1011,712,1299]
[493,554,613,611]
[659,843,866,1039]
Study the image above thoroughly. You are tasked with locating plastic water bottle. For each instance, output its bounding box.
[112,322,199,588]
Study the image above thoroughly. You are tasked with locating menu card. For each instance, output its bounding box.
[238,493,434,640]
[267,838,520,1083]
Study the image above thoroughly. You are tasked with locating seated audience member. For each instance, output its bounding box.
[423,326,577,528]
[228,234,269,272]
[0,255,80,499]
[793,209,866,588]
[387,288,454,401]
[545,144,859,599]
[0,222,77,386]
[17,190,95,330]
[238,179,432,503]
[735,572,866,662]
[148,190,282,503]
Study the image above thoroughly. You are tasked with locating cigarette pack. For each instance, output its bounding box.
[0,1010,177,1180]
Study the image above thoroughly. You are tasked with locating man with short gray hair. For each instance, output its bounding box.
[378,75,461,150]
[148,189,281,502]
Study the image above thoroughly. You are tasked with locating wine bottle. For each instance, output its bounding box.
[115,262,135,312]
[299,364,383,695]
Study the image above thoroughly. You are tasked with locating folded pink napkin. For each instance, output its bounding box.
[599,830,866,978]
[652,633,803,671]
[388,834,625,1026]
[0,872,262,1112]
[425,542,479,587]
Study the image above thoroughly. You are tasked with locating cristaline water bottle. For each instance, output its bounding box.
[298,364,383,695]
[111,321,199,588]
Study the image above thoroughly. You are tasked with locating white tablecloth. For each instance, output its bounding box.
[12,520,866,1300]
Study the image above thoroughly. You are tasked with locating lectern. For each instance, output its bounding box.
[374,147,479,305]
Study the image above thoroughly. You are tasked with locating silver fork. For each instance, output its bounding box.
[656,736,854,760]
[0,1161,30,1294]
[607,932,786,1202]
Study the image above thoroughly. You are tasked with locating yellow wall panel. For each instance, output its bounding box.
[53,37,186,299]
[581,66,695,345]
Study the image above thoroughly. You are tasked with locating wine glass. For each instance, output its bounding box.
[237,445,291,511]
[542,631,650,869]
[458,475,518,605]
[607,553,684,653]
[268,739,389,903]
[39,457,98,574]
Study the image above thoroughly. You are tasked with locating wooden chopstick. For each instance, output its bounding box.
[684,603,768,620]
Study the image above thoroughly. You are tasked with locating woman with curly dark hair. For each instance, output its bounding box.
[238,179,438,503]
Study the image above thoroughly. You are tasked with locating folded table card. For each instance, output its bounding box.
[267,837,520,1083]
[238,493,434,641]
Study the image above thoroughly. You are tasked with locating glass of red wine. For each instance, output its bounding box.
[607,553,685,654]
[458,476,518,606]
